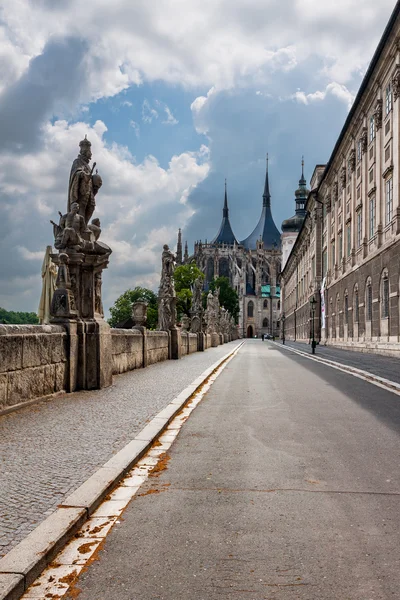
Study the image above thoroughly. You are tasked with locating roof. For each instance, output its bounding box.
[211,181,238,245]
[240,158,281,250]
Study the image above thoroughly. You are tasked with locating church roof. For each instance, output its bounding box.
[240,157,281,250]
[211,180,238,245]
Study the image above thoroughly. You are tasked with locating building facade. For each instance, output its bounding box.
[281,3,400,356]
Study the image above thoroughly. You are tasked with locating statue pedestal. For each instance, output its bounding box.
[197,332,206,352]
[51,250,113,391]
[211,332,219,347]
[169,327,182,360]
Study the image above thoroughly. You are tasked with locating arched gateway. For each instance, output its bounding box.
[247,325,254,338]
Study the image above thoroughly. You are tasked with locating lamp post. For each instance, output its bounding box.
[281,313,286,345]
[310,296,317,354]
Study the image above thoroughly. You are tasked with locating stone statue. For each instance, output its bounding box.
[190,276,203,333]
[50,253,76,318]
[51,202,89,252]
[68,136,102,226]
[94,272,103,316]
[192,277,203,314]
[181,315,190,332]
[158,244,177,330]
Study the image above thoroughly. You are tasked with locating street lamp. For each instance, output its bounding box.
[281,313,286,345]
[310,296,317,355]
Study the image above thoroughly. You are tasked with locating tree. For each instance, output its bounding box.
[173,263,204,293]
[108,287,158,329]
[0,307,39,325]
[209,276,240,323]
[173,263,204,319]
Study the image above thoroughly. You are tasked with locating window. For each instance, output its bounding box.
[263,299,268,309]
[344,294,349,325]
[347,223,351,257]
[370,115,375,141]
[357,140,362,162]
[382,275,389,318]
[338,232,343,260]
[385,82,393,115]
[369,196,375,239]
[247,301,254,318]
[354,289,359,322]
[331,241,335,269]
[263,317,269,328]
[385,144,390,162]
[369,167,374,183]
[385,178,393,224]
[322,250,327,277]
[357,211,362,247]
[366,282,372,321]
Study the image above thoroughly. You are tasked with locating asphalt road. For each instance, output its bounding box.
[71,340,400,600]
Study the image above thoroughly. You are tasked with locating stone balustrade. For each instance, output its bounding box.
[0,324,238,412]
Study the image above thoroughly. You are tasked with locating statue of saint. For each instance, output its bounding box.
[160,244,176,296]
[68,136,102,225]
[192,276,203,314]
[51,202,89,251]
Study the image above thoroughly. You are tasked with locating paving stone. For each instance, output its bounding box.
[0,343,239,556]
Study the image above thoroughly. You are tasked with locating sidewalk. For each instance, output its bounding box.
[67,341,400,600]
[281,339,400,385]
[0,342,239,557]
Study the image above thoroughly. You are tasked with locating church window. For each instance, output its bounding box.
[263,299,268,309]
[354,287,359,323]
[247,301,254,318]
[381,273,389,319]
[344,292,349,325]
[366,280,372,321]
[263,317,269,328]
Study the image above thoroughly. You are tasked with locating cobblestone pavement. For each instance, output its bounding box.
[280,340,400,384]
[0,342,240,556]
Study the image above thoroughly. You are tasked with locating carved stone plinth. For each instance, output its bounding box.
[197,332,206,352]
[170,327,182,360]
[211,332,219,347]
[50,250,112,391]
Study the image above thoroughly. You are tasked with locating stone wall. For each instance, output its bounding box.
[0,324,68,411]
[0,324,234,413]
[181,332,199,355]
[111,329,143,374]
[146,331,169,365]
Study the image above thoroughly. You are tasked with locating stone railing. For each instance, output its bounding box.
[0,324,68,412]
[0,323,238,413]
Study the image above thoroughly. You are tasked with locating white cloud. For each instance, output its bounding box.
[162,105,178,126]
[142,99,158,124]
[0,119,210,311]
[291,82,355,111]
[0,0,394,105]
[129,120,140,138]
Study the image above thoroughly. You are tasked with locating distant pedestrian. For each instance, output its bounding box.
[261,334,265,342]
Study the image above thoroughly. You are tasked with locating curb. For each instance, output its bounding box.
[0,341,244,600]
[271,341,400,396]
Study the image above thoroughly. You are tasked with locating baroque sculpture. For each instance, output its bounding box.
[50,136,112,321]
[158,244,177,330]
[190,276,203,333]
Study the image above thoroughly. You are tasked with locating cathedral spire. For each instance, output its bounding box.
[211,179,238,245]
[184,240,189,263]
[223,178,229,218]
[240,155,280,250]
[263,154,271,208]
[176,228,183,264]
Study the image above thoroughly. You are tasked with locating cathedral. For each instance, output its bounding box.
[177,159,305,338]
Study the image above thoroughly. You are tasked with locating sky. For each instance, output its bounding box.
[0,0,397,314]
